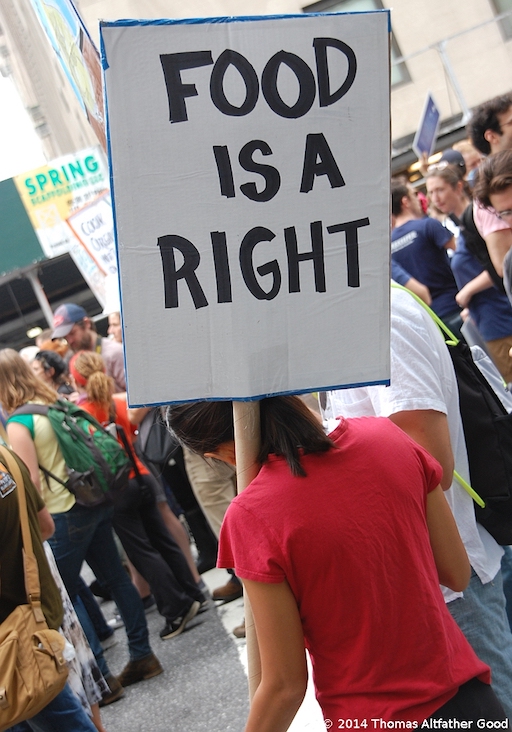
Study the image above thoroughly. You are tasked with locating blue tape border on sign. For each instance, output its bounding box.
[100,10,391,70]
[126,379,391,409]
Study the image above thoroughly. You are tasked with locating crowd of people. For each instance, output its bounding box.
[3,92,512,729]
[0,305,241,731]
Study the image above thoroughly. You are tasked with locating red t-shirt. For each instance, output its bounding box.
[218,417,490,722]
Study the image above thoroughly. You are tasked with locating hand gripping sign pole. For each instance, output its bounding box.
[233,400,262,698]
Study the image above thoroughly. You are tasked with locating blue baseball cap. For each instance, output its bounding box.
[52,303,87,339]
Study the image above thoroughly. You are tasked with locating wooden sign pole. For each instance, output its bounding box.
[232,400,261,700]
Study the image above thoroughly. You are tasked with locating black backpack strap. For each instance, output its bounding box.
[38,464,66,489]
[116,425,143,486]
[459,204,505,294]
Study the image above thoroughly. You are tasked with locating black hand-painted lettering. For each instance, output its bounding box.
[211,231,233,303]
[285,221,326,293]
[213,146,236,198]
[210,49,259,117]
[300,133,345,193]
[158,235,208,308]
[239,140,281,202]
[327,218,370,288]
[239,227,281,300]
[314,38,357,107]
[261,51,316,119]
[160,51,213,123]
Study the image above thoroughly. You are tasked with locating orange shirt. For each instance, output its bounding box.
[79,393,149,477]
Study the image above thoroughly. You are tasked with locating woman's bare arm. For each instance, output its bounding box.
[242,579,308,732]
[38,507,55,540]
[7,421,41,493]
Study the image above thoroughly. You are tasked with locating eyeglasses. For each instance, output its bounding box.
[497,210,512,222]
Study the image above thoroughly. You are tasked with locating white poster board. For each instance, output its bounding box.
[66,192,117,277]
[101,12,391,405]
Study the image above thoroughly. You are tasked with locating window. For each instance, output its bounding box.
[490,0,512,41]
[303,0,410,86]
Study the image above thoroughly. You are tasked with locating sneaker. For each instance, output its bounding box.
[142,594,157,613]
[198,599,210,614]
[212,578,243,603]
[100,634,118,652]
[107,612,124,630]
[160,600,201,640]
[99,675,125,707]
[116,653,163,688]
[197,579,210,598]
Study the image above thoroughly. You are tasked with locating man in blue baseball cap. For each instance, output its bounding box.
[52,303,126,392]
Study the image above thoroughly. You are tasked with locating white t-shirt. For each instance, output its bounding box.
[323,286,503,603]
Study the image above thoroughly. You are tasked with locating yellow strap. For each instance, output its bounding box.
[453,471,486,508]
[391,284,487,509]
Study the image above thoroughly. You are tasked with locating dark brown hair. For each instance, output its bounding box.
[473,150,512,209]
[391,179,409,217]
[167,396,333,477]
[467,94,512,155]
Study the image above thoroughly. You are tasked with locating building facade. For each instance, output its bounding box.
[1,0,511,349]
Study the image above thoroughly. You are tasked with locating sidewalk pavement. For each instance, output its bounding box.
[90,566,325,731]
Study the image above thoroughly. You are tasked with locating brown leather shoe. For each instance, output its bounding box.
[116,652,163,687]
[212,578,243,603]
[99,675,125,707]
[232,620,246,639]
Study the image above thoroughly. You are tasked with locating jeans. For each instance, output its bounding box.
[5,683,96,732]
[500,545,512,632]
[48,503,152,668]
[448,568,512,722]
[77,576,114,641]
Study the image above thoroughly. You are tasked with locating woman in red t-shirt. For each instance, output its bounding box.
[168,396,506,727]
[69,351,206,640]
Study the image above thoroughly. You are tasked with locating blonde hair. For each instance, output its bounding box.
[0,348,58,412]
[71,351,114,412]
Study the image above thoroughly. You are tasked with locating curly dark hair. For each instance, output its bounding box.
[467,94,512,155]
[472,150,512,209]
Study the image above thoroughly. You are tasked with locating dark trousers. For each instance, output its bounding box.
[428,677,506,721]
[112,474,204,622]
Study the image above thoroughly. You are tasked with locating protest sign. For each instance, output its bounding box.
[412,92,440,160]
[101,12,391,405]
[29,0,106,150]
[66,192,117,276]
[14,146,113,305]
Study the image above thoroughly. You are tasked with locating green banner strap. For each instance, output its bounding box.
[453,472,486,508]
[391,284,487,509]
